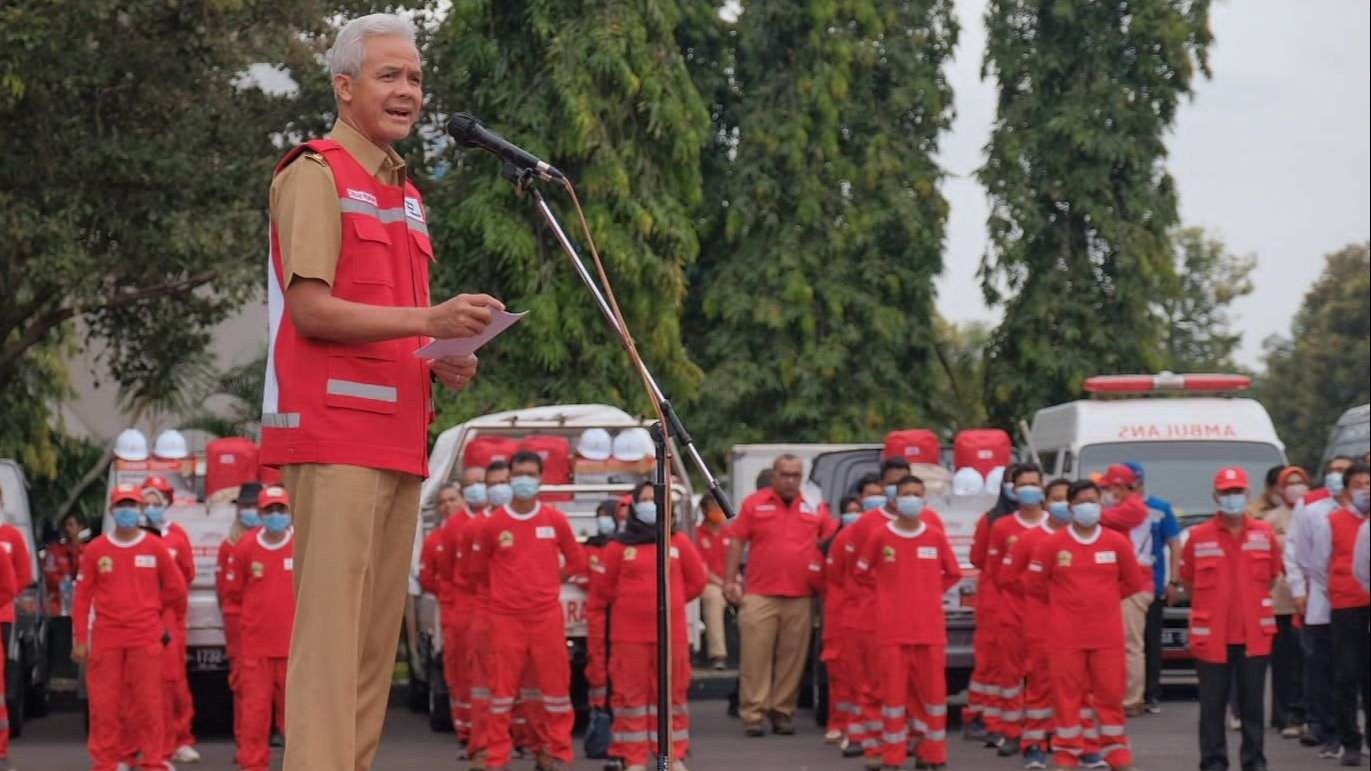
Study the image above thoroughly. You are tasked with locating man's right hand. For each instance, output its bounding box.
[72,643,87,665]
[724,581,743,605]
[426,294,504,339]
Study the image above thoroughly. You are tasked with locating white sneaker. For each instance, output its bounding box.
[1228,715,1241,731]
[116,764,131,771]
[672,762,691,771]
[824,728,843,743]
[172,743,202,762]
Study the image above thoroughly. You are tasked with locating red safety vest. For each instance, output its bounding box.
[1185,516,1279,663]
[261,139,435,477]
[1329,508,1371,610]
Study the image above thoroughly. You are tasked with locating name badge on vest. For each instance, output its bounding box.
[670,546,680,559]
[346,188,378,207]
[918,546,938,560]
[536,526,556,540]
[134,555,157,569]
[404,196,425,223]
[1095,550,1117,564]
[284,558,294,571]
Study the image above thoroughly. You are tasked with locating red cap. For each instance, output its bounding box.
[257,485,290,509]
[1100,464,1139,488]
[110,483,142,505]
[1213,467,1249,491]
[142,475,174,499]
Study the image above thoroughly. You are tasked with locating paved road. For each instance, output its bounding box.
[11,691,1362,770]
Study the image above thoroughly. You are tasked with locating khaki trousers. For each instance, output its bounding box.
[282,464,421,771]
[700,582,729,661]
[738,594,813,725]
[1123,589,1155,709]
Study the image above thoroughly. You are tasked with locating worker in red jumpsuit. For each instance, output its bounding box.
[0,507,18,769]
[469,451,586,771]
[441,466,489,744]
[999,477,1073,768]
[1025,479,1145,770]
[845,468,945,766]
[216,483,262,739]
[419,482,463,736]
[854,474,962,770]
[590,481,706,771]
[1180,467,1283,771]
[139,476,199,764]
[821,495,864,746]
[983,463,1049,756]
[227,485,296,771]
[44,512,86,616]
[584,499,619,715]
[73,483,188,771]
[461,460,511,769]
[966,462,1021,743]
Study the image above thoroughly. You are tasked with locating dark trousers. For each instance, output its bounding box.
[1143,596,1165,703]
[1302,623,1338,743]
[1331,606,1371,753]
[1269,613,1304,728]
[1197,645,1267,771]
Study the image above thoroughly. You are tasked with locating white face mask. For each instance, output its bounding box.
[1282,483,1309,506]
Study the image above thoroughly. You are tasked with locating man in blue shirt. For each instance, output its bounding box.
[1125,461,1182,715]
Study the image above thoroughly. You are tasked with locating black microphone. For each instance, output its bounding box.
[447,112,566,183]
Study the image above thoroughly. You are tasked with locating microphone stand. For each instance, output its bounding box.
[495,162,735,770]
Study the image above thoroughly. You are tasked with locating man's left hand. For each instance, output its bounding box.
[432,355,479,391]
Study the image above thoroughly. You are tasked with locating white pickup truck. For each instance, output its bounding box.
[405,403,697,732]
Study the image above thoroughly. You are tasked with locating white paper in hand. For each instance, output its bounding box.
[414,310,527,359]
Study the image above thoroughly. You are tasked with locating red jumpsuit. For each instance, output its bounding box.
[43,537,81,616]
[226,529,295,771]
[157,523,197,756]
[590,534,706,767]
[1025,526,1145,769]
[854,519,961,766]
[822,527,857,740]
[457,515,494,760]
[436,511,480,742]
[983,512,1049,742]
[0,541,17,758]
[843,507,946,760]
[215,531,247,739]
[469,503,587,769]
[73,531,187,771]
[968,512,998,727]
[998,522,1059,752]
[582,539,610,710]
[419,519,459,736]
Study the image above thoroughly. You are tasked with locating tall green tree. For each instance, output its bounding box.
[1157,226,1255,372]
[421,0,711,427]
[1259,243,1370,470]
[929,318,991,432]
[977,0,1213,427]
[686,0,959,455]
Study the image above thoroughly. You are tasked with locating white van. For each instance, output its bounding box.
[1029,373,1287,519]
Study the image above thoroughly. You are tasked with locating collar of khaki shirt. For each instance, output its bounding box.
[329,118,407,187]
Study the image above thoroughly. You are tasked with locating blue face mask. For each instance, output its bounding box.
[510,475,541,502]
[1217,493,1247,516]
[1016,486,1045,507]
[263,510,292,534]
[896,495,925,519]
[1352,489,1370,515]
[596,515,616,536]
[239,508,261,529]
[1071,502,1102,527]
[1047,501,1071,522]
[487,483,514,508]
[143,505,165,528]
[884,484,898,503]
[862,495,887,512]
[841,512,861,526]
[113,506,141,530]
[634,501,657,526]
[463,483,488,507]
[1326,471,1346,494]
[1004,483,1019,502]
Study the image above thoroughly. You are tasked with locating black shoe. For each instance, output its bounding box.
[744,722,765,737]
[1339,750,1362,766]
[1299,726,1322,747]
[841,742,864,757]
[997,739,1019,757]
[985,732,1006,750]
[963,717,988,742]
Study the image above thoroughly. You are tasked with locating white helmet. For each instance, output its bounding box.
[153,429,189,460]
[113,429,150,462]
[612,428,653,463]
[576,428,613,461]
[952,466,985,496]
[983,465,1006,495]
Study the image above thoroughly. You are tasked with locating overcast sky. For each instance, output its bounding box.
[937,0,1371,369]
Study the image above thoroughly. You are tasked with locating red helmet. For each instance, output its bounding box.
[142,475,174,501]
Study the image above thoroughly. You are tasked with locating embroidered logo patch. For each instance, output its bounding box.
[883,545,896,563]
[498,531,514,548]
[624,547,638,561]
[1057,551,1073,567]
[251,561,264,579]
[98,556,115,574]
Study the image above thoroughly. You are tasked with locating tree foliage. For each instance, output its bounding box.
[1259,243,1371,471]
[421,0,712,429]
[977,0,1213,428]
[1157,227,1255,373]
[686,0,959,456]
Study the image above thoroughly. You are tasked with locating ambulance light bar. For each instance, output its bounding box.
[1083,373,1251,394]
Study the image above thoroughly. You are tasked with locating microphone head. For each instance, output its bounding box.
[447,112,482,147]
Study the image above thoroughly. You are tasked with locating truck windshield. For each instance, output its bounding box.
[1078,441,1286,519]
